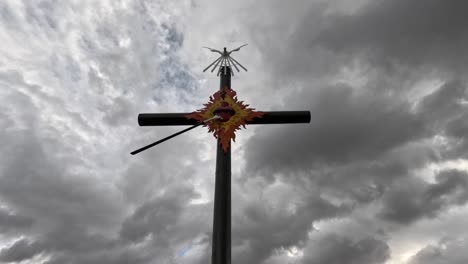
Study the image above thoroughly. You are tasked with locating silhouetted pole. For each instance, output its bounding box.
[211,66,231,264]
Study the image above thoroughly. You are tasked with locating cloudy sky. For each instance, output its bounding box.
[1,0,468,263]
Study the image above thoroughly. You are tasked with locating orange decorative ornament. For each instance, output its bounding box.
[186,87,264,152]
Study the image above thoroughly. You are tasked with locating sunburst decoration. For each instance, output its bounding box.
[186,87,264,152]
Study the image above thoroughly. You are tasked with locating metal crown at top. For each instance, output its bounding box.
[202,44,248,76]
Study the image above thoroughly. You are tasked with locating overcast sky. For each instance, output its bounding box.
[1,0,468,263]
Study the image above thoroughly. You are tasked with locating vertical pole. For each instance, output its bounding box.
[211,66,231,264]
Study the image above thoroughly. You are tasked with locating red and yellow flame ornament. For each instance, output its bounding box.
[186,87,264,152]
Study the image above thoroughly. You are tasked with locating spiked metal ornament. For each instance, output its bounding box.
[202,44,248,76]
[186,87,264,152]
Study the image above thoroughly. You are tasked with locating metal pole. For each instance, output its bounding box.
[211,66,231,264]
[138,111,311,126]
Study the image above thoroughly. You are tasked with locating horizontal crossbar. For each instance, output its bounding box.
[138,111,311,126]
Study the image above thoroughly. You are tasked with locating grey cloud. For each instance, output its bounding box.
[43,245,154,264]
[156,24,199,105]
[444,114,468,159]
[378,170,468,224]
[409,245,446,264]
[162,23,184,50]
[418,80,467,128]
[308,0,468,73]
[316,141,437,207]
[409,238,468,264]
[417,80,468,159]
[20,218,163,264]
[231,190,349,264]
[41,223,120,255]
[0,238,43,263]
[427,170,468,205]
[120,186,197,243]
[0,122,205,264]
[24,0,61,31]
[245,0,468,88]
[0,69,94,136]
[1,70,126,264]
[100,96,133,126]
[446,115,468,140]
[0,128,129,263]
[301,233,390,264]
[0,130,122,229]
[0,209,33,233]
[245,83,426,173]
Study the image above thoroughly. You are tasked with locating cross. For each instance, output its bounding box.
[131,46,310,264]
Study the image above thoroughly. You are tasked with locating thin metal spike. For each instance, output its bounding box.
[226,59,234,76]
[213,57,225,72]
[203,45,247,75]
[228,57,241,70]
[228,57,240,72]
[203,56,222,72]
[229,56,247,72]
[130,123,202,155]
[212,57,224,72]
[130,116,220,155]
[229,59,235,76]
[217,58,226,73]
[217,60,224,76]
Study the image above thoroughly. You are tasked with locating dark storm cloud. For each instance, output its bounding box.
[245,83,426,173]
[245,0,468,85]
[243,79,464,223]
[242,0,468,177]
[378,170,468,224]
[301,233,390,264]
[230,192,349,264]
[304,0,468,73]
[239,1,468,261]
[294,141,434,205]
